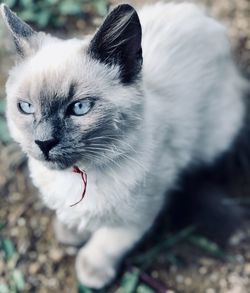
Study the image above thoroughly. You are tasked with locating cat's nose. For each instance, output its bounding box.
[35,138,59,157]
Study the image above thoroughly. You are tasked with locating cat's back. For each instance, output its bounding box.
[139,2,230,89]
[138,2,247,165]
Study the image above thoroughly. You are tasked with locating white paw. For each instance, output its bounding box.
[75,248,116,289]
[53,217,90,246]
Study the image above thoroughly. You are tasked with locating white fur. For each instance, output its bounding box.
[4,2,248,288]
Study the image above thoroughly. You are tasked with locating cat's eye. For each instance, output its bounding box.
[18,101,35,115]
[68,99,93,116]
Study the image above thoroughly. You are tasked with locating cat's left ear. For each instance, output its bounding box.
[88,4,142,84]
[0,4,39,57]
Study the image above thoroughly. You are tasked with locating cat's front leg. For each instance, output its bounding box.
[53,217,91,246]
[75,226,144,289]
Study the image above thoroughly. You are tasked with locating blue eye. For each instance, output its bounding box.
[18,101,35,115]
[69,99,93,116]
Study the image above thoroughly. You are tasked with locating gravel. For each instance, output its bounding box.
[1,1,250,292]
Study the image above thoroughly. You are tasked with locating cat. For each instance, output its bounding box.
[1,2,249,289]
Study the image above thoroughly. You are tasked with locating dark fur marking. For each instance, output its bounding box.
[38,83,78,118]
[67,83,77,102]
[2,5,36,56]
[167,92,250,244]
[88,4,143,84]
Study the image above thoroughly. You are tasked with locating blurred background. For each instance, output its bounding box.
[1,0,250,292]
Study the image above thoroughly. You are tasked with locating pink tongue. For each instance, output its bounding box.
[70,166,87,207]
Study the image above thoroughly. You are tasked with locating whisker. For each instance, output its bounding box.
[86,149,124,169]
[85,146,123,157]
[86,145,146,171]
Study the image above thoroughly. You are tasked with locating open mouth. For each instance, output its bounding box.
[36,151,79,170]
[42,157,74,170]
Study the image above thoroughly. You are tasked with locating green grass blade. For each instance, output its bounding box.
[188,235,227,259]
[12,270,25,292]
[0,283,9,293]
[0,117,11,143]
[78,283,93,293]
[134,226,195,268]
[0,220,6,230]
[0,100,6,115]
[119,270,140,293]
[136,285,156,293]
[93,0,108,16]
[1,238,16,260]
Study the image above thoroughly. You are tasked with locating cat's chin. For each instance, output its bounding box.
[44,162,69,170]
[28,152,80,170]
[30,152,92,171]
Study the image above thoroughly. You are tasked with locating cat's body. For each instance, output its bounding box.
[1,2,248,289]
[28,2,246,239]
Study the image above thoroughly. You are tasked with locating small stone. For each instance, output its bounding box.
[170,265,177,273]
[92,17,103,27]
[30,218,38,228]
[47,278,58,288]
[199,266,208,275]
[10,227,19,237]
[219,278,227,288]
[227,285,244,293]
[206,288,216,293]
[38,254,47,264]
[244,263,250,275]
[230,231,245,246]
[76,20,86,30]
[210,273,218,282]
[230,273,243,283]
[65,246,77,256]
[10,192,22,201]
[176,275,184,283]
[29,263,40,274]
[184,277,192,286]
[199,257,215,266]
[40,216,49,226]
[17,217,26,226]
[235,254,244,264]
[49,248,64,263]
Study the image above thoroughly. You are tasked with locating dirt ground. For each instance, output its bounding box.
[2,1,250,293]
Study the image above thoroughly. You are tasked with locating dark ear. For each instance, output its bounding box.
[88,4,142,84]
[0,4,37,57]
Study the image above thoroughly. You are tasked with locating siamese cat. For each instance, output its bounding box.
[1,2,248,289]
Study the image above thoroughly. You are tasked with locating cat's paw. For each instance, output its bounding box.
[75,247,116,289]
[53,217,90,246]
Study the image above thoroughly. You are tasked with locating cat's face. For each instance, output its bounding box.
[1,4,143,170]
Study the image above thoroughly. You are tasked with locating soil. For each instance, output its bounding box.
[1,1,250,293]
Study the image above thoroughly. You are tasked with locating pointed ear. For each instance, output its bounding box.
[88,4,142,84]
[1,4,37,57]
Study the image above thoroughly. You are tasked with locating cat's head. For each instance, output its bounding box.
[1,4,143,170]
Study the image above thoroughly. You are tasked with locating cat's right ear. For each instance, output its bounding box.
[88,4,142,84]
[0,4,38,57]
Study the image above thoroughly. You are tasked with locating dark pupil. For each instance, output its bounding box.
[78,103,82,109]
